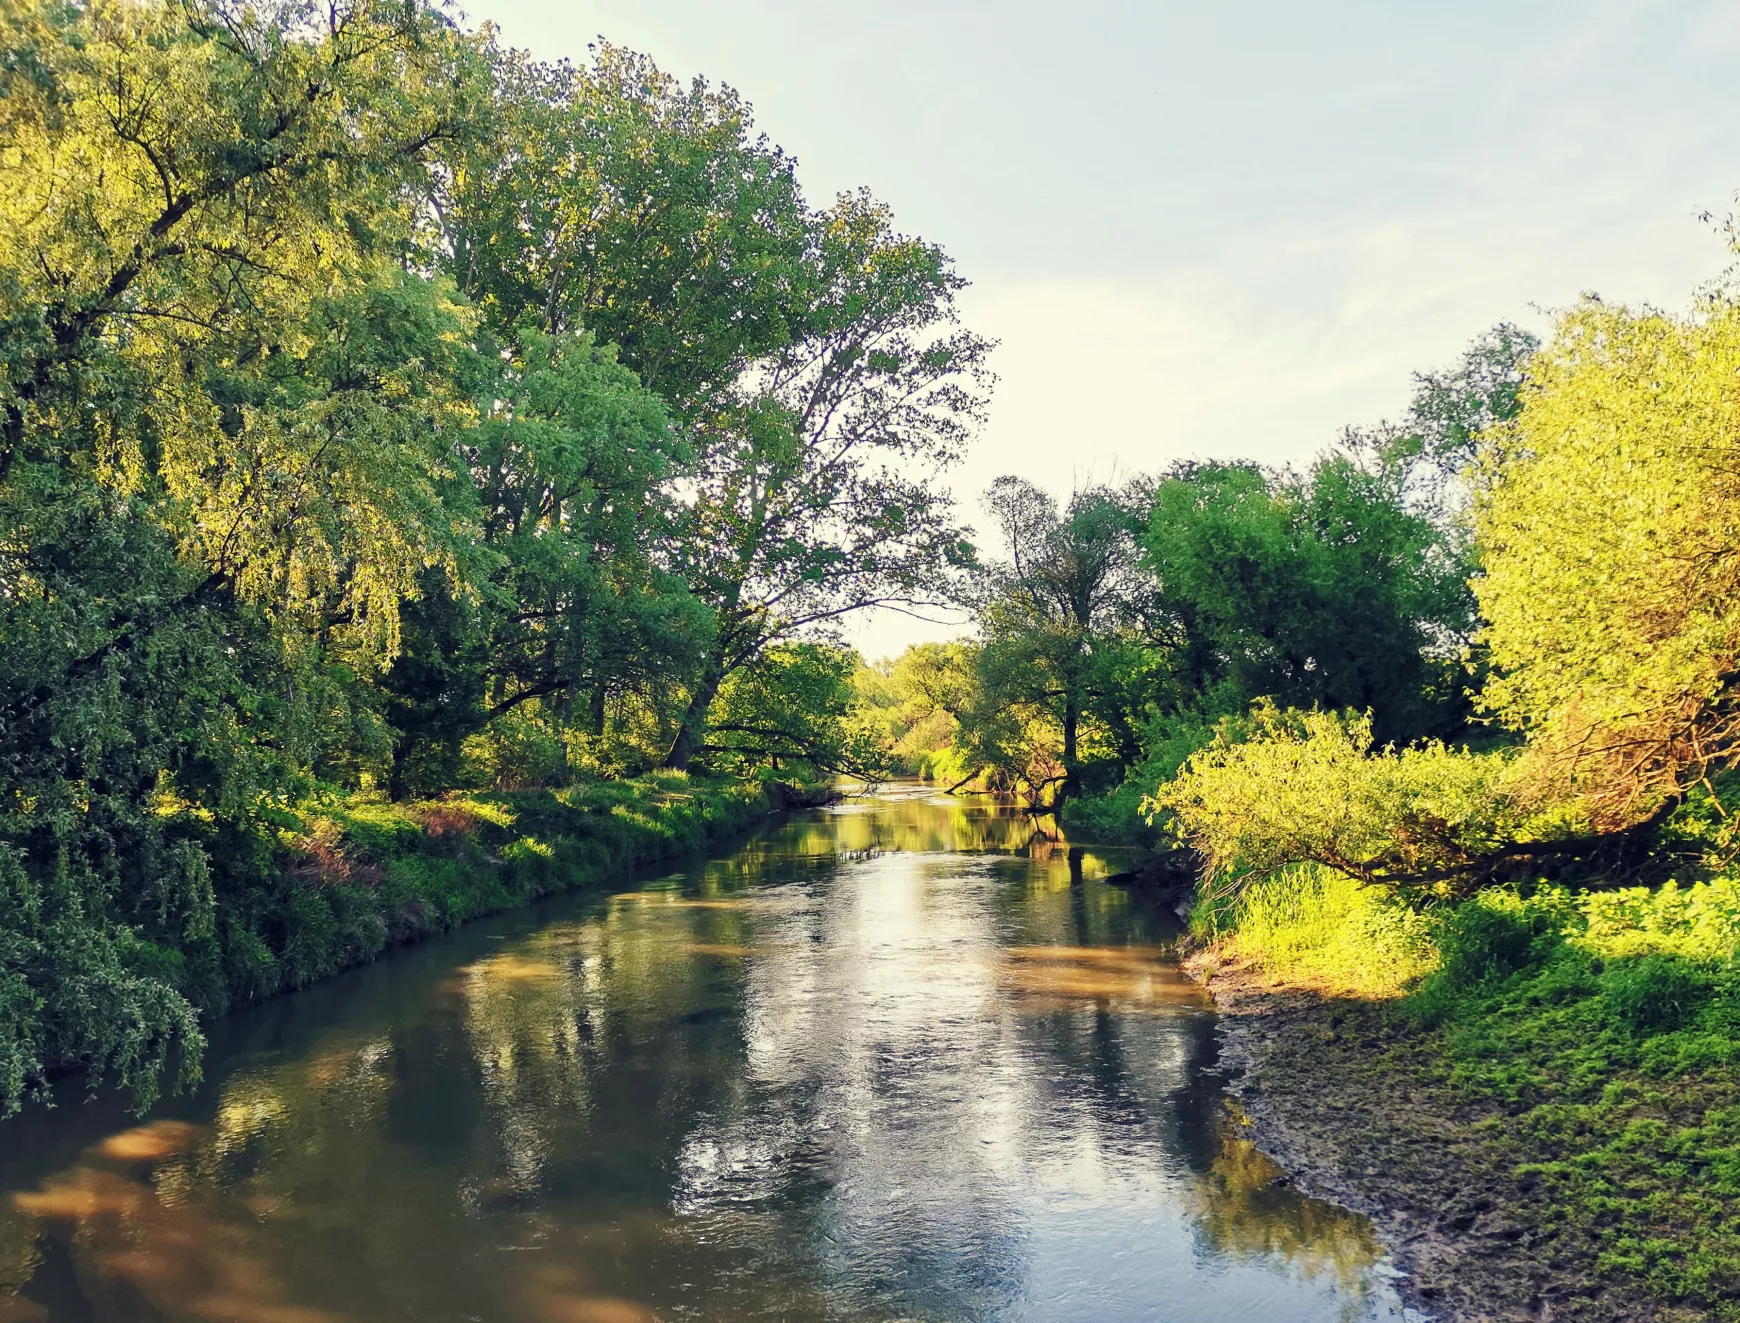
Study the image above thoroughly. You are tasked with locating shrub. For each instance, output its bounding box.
[1153,703,1544,895]
[1210,864,1438,998]
[1577,880,1740,964]
[1600,955,1717,1035]
[1435,891,1564,991]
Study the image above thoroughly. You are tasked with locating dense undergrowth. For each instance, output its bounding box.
[35,774,769,1110]
[1200,872,1740,1314]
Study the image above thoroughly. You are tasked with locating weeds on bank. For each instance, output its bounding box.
[1408,884,1740,1313]
[1208,873,1740,1315]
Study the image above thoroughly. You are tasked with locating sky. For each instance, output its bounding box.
[475,0,1740,657]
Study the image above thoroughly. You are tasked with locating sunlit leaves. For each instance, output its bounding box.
[1477,296,1740,826]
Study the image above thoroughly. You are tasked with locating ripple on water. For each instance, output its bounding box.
[0,790,1413,1322]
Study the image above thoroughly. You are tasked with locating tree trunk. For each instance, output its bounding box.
[663,666,724,770]
[1057,691,1081,813]
[389,741,412,803]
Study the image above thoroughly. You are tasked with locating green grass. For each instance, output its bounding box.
[1410,886,1740,1314]
[178,772,770,1014]
[1197,864,1438,997]
[1207,872,1740,1316]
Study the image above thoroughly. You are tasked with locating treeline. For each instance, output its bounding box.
[861,272,1740,1310]
[882,285,1740,890]
[865,324,1526,832]
[0,0,987,1108]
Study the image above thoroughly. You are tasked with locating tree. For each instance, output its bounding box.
[379,329,707,797]
[433,42,809,412]
[0,0,482,1109]
[659,193,991,768]
[430,47,992,774]
[1477,296,1740,829]
[704,644,887,781]
[1143,451,1474,747]
[964,477,1153,811]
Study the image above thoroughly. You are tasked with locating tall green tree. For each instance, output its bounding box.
[1478,296,1740,828]
[0,0,482,1108]
[433,42,809,411]
[379,329,705,797]
[660,193,991,768]
[1143,451,1474,747]
[432,46,991,773]
[963,477,1153,810]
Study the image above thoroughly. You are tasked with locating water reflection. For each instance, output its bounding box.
[0,790,1408,1322]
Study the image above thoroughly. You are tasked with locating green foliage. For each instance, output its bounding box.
[1578,879,1740,963]
[0,0,485,1116]
[659,190,991,769]
[1153,705,1545,894]
[1060,696,1231,842]
[707,644,887,781]
[958,477,1157,808]
[1477,296,1740,827]
[436,42,808,408]
[0,0,989,1111]
[851,643,978,781]
[1599,955,1717,1036]
[1382,882,1740,1313]
[1143,451,1474,748]
[1204,865,1438,998]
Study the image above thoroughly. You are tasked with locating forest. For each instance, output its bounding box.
[5,0,1740,1314]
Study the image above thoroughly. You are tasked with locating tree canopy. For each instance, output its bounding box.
[0,0,987,1111]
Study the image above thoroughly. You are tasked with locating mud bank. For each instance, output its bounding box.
[1185,951,1682,1323]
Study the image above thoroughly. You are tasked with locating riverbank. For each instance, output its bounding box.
[1185,943,1738,1323]
[49,773,796,1113]
[251,774,779,998]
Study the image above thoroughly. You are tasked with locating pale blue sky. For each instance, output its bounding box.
[477,0,1740,655]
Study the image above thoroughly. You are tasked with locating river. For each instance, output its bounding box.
[0,788,1410,1322]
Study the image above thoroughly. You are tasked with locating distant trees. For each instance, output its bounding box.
[900,331,1519,827]
[960,478,1152,810]
[1143,448,1474,749]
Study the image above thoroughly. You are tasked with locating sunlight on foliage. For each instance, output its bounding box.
[1479,296,1740,827]
[1203,865,1439,999]
[1151,704,1555,894]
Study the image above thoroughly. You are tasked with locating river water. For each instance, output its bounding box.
[0,789,1410,1323]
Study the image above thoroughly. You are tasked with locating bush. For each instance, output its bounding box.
[1436,892,1564,990]
[1207,864,1438,998]
[1064,705,1225,843]
[1600,956,1718,1035]
[1578,880,1740,964]
[1152,703,1544,894]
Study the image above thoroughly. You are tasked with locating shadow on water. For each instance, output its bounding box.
[0,788,1409,1323]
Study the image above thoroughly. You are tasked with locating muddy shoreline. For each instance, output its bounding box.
[1184,950,1673,1323]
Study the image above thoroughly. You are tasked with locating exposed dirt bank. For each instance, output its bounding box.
[1185,950,1691,1323]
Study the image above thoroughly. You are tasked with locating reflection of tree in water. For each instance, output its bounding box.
[1188,1109,1385,1307]
[0,793,1395,1323]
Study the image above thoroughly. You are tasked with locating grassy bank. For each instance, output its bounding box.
[102,774,772,1100]
[1195,870,1740,1320]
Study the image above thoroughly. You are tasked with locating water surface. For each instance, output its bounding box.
[0,789,1408,1322]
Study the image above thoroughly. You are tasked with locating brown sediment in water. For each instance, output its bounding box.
[1184,949,1677,1323]
[999,945,1207,1005]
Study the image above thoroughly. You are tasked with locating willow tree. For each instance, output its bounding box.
[1478,295,1740,829]
[0,0,482,1108]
